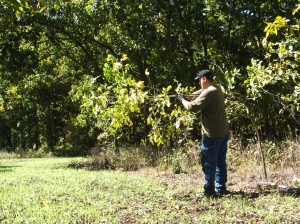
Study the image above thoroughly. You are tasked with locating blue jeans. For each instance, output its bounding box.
[200,133,229,194]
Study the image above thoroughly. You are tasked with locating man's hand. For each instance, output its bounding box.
[177,94,184,102]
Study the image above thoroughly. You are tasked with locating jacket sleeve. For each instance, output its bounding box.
[191,89,202,95]
[181,90,210,112]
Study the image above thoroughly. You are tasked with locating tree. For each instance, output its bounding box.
[1,0,299,154]
[226,6,300,144]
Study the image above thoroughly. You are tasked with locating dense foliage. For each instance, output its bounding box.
[0,0,299,155]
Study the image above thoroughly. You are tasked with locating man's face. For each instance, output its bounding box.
[199,77,209,89]
[199,77,204,88]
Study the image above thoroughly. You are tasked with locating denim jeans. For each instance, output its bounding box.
[200,133,229,194]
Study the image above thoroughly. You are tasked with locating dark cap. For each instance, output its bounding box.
[194,69,213,80]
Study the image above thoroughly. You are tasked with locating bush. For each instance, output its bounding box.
[0,150,19,159]
[83,146,147,171]
[155,140,200,174]
[227,139,300,171]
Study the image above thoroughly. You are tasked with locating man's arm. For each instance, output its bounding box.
[181,90,210,112]
[185,89,203,101]
[192,89,202,95]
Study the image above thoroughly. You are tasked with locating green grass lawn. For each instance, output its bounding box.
[0,157,299,223]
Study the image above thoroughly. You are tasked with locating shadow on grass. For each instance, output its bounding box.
[224,190,260,198]
[224,189,300,198]
[0,165,19,173]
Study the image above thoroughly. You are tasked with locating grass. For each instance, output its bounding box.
[0,157,299,223]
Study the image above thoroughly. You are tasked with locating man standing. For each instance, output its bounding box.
[178,69,229,197]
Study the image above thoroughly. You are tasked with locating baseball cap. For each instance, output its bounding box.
[194,69,213,80]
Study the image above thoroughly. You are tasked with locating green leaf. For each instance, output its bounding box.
[54,2,61,10]
[2,0,21,8]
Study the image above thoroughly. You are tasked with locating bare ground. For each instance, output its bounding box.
[130,165,300,197]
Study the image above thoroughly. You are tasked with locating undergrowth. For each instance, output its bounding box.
[76,139,300,177]
[1,139,299,175]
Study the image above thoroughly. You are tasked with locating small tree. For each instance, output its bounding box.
[225,6,300,179]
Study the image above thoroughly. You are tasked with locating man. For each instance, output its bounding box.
[178,69,229,197]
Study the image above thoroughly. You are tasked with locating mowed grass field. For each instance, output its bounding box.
[0,157,299,223]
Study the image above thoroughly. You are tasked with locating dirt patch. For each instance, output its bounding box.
[130,166,300,196]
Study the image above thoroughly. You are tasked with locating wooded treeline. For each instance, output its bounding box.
[0,0,299,155]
